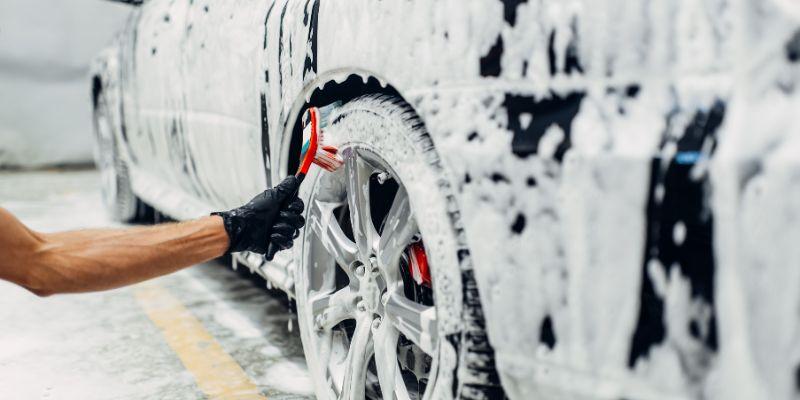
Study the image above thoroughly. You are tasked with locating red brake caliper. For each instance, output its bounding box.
[406,242,431,287]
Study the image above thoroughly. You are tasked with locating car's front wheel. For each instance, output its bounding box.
[293,95,502,400]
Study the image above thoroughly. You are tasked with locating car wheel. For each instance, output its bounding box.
[92,92,152,223]
[294,95,502,400]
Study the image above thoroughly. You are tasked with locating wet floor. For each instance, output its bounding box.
[0,169,315,399]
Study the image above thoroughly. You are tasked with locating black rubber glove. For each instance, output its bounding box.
[212,176,305,258]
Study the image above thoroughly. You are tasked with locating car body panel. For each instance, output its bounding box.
[91,0,800,398]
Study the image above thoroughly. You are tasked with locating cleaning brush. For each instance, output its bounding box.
[266,102,343,260]
[296,102,343,179]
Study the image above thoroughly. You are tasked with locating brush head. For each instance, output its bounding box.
[297,106,343,176]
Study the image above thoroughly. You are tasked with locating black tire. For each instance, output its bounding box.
[293,94,504,399]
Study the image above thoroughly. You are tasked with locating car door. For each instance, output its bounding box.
[127,0,195,197]
[180,0,270,210]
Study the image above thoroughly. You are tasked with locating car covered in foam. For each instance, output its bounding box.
[91,0,800,399]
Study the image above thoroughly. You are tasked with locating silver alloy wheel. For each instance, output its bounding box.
[299,147,437,400]
[293,95,502,400]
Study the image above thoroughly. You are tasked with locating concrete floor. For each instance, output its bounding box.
[0,169,315,399]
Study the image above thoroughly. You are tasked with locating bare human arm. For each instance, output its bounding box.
[0,207,228,296]
[0,176,305,297]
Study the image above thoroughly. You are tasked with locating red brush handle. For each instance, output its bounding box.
[296,108,319,176]
[267,107,317,260]
[265,172,306,261]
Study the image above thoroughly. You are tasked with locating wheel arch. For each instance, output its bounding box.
[89,46,121,108]
[272,69,407,184]
[91,74,103,110]
[89,46,126,151]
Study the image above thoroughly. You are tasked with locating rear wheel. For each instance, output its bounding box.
[92,90,152,223]
[293,95,502,399]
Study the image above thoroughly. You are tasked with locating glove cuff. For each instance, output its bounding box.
[211,211,242,254]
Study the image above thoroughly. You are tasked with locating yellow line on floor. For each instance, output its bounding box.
[134,282,266,400]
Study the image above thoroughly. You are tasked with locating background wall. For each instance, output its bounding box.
[0,0,132,168]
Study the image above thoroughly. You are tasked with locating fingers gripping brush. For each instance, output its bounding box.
[265,103,344,259]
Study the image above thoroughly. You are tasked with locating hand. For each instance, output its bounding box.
[212,176,305,255]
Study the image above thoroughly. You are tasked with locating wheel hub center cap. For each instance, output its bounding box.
[354,258,383,314]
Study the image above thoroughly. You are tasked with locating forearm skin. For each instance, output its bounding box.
[0,208,229,296]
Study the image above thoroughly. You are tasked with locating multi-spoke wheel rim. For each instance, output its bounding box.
[301,146,437,400]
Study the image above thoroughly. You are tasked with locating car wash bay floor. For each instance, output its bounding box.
[0,169,314,400]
